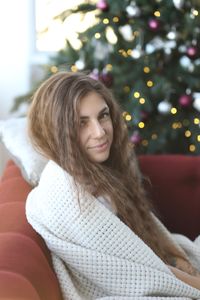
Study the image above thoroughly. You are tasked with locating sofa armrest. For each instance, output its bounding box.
[0,160,63,300]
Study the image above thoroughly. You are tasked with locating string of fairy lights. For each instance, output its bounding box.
[112,6,200,153]
[48,1,200,153]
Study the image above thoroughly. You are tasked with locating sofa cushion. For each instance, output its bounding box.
[139,155,200,240]
[1,161,22,181]
[0,271,40,300]
[0,177,32,203]
[0,117,48,186]
[0,233,62,300]
[0,201,50,258]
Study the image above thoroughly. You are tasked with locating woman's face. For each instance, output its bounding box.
[78,92,113,163]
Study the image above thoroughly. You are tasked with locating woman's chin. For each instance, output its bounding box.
[89,150,110,163]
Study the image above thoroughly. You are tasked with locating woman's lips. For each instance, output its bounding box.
[88,141,109,151]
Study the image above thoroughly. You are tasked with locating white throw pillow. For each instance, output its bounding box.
[0,117,48,186]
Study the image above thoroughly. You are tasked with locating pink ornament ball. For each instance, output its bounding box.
[130,132,142,145]
[99,71,113,87]
[148,18,161,31]
[141,111,149,121]
[89,69,100,81]
[186,46,198,59]
[96,0,109,12]
[178,94,193,108]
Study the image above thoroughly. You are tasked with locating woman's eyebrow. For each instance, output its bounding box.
[80,106,109,119]
[98,106,109,116]
[80,115,89,120]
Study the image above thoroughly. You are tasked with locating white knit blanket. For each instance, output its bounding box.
[26,160,200,300]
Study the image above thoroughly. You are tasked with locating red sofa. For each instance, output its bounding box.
[139,155,200,240]
[0,155,200,299]
[0,160,63,300]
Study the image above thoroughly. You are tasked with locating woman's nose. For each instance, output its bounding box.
[92,121,105,138]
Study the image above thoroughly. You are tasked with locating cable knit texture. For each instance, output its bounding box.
[26,160,200,300]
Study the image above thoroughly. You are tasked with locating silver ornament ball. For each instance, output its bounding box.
[158,100,172,114]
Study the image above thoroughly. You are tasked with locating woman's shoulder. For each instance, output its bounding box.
[25,160,95,236]
[37,160,77,193]
[26,160,80,215]
[26,160,95,214]
[41,160,71,182]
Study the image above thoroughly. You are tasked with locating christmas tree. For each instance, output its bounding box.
[15,0,200,154]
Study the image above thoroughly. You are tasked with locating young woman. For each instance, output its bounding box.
[26,71,200,299]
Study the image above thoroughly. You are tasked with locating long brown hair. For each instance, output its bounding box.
[28,71,186,265]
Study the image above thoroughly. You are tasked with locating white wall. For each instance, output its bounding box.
[0,0,34,175]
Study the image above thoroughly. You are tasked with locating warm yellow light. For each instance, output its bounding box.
[139,98,145,104]
[142,140,148,146]
[172,122,178,129]
[103,18,109,24]
[106,64,113,71]
[113,16,119,22]
[138,122,145,128]
[172,122,182,129]
[95,33,101,39]
[106,26,118,44]
[197,135,200,142]
[152,133,158,140]
[120,51,127,57]
[192,9,199,16]
[134,92,140,98]
[119,49,127,57]
[125,114,132,121]
[123,86,130,93]
[194,118,200,125]
[154,10,161,17]
[71,65,78,72]
[50,66,58,73]
[36,3,96,52]
[134,31,139,36]
[189,144,196,152]
[127,49,132,55]
[144,67,150,73]
[171,107,177,114]
[185,130,191,137]
[147,80,153,87]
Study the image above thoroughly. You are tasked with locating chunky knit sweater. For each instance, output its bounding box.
[26,160,200,300]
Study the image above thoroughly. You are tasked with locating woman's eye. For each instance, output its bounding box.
[80,120,87,127]
[100,112,110,119]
